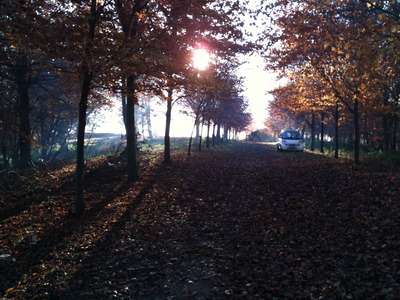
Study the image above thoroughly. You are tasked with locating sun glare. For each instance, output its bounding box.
[192,48,210,71]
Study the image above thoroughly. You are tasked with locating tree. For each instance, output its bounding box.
[74,0,107,215]
[114,0,153,181]
[263,0,400,162]
[0,0,256,214]
[152,0,254,163]
[0,1,43,171]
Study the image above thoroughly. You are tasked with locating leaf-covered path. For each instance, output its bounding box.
[1,142,400,299]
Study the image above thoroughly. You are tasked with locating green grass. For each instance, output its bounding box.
[139,137,191,152]
[301,139,400,165]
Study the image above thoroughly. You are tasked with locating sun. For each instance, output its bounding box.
[192,48,210,71]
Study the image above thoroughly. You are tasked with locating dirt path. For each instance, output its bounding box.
[2,142,400,299]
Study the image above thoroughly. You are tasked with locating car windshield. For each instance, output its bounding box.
[282,131,302,139]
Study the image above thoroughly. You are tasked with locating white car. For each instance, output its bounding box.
[277,130,304,151]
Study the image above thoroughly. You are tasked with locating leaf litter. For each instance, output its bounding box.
[0,143,399,299]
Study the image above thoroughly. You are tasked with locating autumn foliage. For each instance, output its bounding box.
[1,0,255,214]
[2,1,400,298]
[263,0,400,163]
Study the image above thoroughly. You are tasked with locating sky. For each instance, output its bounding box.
[95,55,275,136]
[238,54,275,130]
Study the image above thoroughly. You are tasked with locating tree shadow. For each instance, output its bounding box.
[52,163,169,299]
[0,156,160,297]
[0,176,74,222]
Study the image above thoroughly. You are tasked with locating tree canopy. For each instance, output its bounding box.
[262,0,400,162]
[1,0,256,213]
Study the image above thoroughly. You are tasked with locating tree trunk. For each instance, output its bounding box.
[223,127,228,141]
[15,56,32,171]
[310,113,315,151]
[335,101,339,159]
[145,98,153,139]
[383,114,390,151]
[75,70,91,216]
[383,96,390,151]
[188,118,197,156]
[75,0,100,215]
[199,122,203,150]
[2,135,9,169]
[140,107,145,138]
[121,77,127,127]
[198,135,202,150]
[188,102,202,156]
[206,120,211,148]
[195,121,200,138]
[188,135,194,156]
[216,122,221,144]
[354,98,360,165]
[126,75,139,181]
[320,112,324,154]
[212,123,216,147]
[392,113,398,151]
[164,89,173,164]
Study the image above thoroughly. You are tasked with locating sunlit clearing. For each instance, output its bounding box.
[193,48,210,71]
